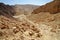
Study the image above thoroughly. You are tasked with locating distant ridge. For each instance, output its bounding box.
[13,4,39,15]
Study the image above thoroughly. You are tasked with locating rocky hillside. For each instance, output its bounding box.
[0,13,60,40]
[32,0,60,14]
[0,3,15,17]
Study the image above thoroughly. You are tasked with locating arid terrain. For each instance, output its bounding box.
[0,0,60,40]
